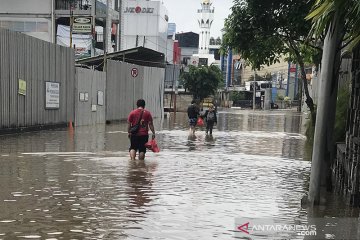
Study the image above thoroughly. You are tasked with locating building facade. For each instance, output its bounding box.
[192,0,217,66]
[0,0,120,58]
[175,32,199,65]
[120,0,169,55]
[197,0,214,55]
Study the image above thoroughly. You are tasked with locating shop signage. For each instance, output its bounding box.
[73,17,92,33]
[124,6,155,14]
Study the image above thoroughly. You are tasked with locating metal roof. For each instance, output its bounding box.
[76,47,166,70]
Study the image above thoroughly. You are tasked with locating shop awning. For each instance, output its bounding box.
[76,47,166,70]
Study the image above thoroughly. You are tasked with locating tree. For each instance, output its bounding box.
[222,0,321,118]
[306,0,360,205]
[230,91,246,102]
[306,0,360,50]
[180,65,223,101]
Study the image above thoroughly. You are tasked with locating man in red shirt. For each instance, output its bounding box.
[127,99,156,160]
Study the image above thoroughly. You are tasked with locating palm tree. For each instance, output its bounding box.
[306,0,360,205]
[307,0,360,49]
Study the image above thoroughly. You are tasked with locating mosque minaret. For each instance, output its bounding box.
[198,0,214,55]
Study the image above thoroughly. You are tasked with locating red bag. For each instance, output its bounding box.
[145,139,160,153]
[196,117,204,126]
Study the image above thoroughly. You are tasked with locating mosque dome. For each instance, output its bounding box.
[202,0,211,5]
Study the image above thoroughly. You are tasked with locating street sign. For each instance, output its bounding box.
[289,63,297,73]
[73,17,92,34]
[131,68,139,77]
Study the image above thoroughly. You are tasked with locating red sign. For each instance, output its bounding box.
[131,68,138,78]
[135,6,142,13]
[289,64,297,72]
[237,222,250,234]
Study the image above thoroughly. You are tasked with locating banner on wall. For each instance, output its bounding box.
[57,25,92,58]
[18,79,26,96]
[45,82,60,109]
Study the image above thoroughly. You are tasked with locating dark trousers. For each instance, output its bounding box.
[129,135,149,153]
[206,121,215,134]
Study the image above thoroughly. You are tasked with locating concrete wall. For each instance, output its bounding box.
[164,93,192,112]
[332,46,360,206]
[339,58,352,89]
[0,28,75,130]
[75,68,106,126]
[0,0,51,14]
[106,60,165,121]
[242,57,288,82]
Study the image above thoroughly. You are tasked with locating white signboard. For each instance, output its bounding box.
[97,91,104,106]
[189,56,199,66]
[73,17,92,34]
[79,92,85,101]
[46,82,60,109]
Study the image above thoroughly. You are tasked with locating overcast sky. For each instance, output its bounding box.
[161,0,234,37]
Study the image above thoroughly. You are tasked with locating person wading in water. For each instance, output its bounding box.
[202,104,217,135]
[127,99,156,160]
[187,100,200,136]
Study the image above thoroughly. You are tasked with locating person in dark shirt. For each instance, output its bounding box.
[202,104,217,135]
[187,100,200,136]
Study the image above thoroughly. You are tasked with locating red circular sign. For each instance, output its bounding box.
[131,68,139,77]
[135,6,142,13]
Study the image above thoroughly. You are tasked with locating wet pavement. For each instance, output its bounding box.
[0,109,357,239]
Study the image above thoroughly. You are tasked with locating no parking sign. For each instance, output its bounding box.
[131,68,138,78]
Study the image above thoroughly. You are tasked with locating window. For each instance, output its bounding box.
[24,22,37,32]
[0,20,48,33]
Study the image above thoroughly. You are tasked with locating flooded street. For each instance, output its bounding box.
[0,109,355,239]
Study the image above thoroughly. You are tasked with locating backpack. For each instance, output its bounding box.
[207,111,215,122]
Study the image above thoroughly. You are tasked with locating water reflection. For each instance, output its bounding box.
[127,160,157,209]
[0,109,355,239]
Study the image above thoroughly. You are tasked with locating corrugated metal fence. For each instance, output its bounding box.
[75,68,106,126]
[0,29,165,132]
[0,28,75,130]
[106,60,165,121]
[164,64,181,88]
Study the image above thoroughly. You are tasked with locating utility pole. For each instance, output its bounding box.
[91,0,96,56]
[104,0,111,71]
[253,69,256,111]
[171,64,177,112]
[69,1,74,48]
[51,0,55,43]
[117,0,122,51]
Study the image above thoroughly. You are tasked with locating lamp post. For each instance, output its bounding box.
[253,70,256,111]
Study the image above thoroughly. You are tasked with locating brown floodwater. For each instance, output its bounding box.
[0,109,357,239]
